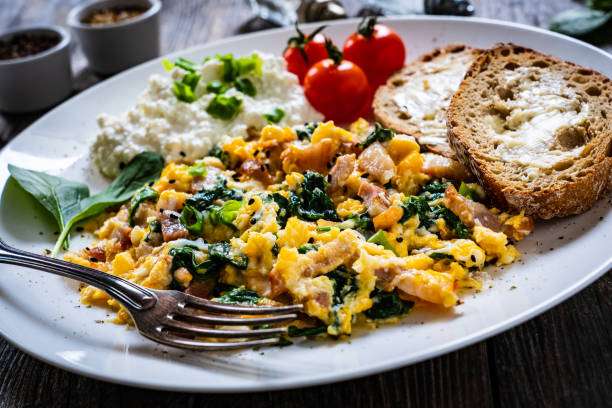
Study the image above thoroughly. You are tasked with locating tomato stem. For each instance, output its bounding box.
[285,23,327,65]
[357,16,377,38]
[324,38,343,64]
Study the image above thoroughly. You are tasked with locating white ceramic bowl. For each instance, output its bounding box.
[0,26,72,114]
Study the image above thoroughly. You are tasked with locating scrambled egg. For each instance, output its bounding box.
[66,121,533,338]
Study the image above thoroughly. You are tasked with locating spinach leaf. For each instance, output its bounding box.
[345,212,374,233]
[185,177,243,211]
[589,0,612,10]
[429,252,456,261]
[209,146,231,168]
[168,246,213,277]
[10,152,164,257]
[144,219,161,243]
[550,8,612,38]
[8,165,90,249]
[356,123,395,149]
[271,192,290,228]
[287,325,327,337]
[217,288,261,304]
[128,185,159,226]
[288,171,339,222]
[295,122,319,141]
[326,266,359,306]
[365,289,414,319]
[208,241,248,269]
[179,205,204,235]
[400,194,470,239]
[419,181,450,201]
[169,242,248,279]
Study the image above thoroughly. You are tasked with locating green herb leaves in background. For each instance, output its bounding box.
[550,2,612,42]
[8,152,164,257]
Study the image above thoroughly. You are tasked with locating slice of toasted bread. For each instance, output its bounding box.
[447,43,612,219]
[373,44,483,157]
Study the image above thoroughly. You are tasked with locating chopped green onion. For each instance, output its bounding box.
[174,57,197,73]
[162,59,174,72]
[187,162,207,177]
[234,77,256,97]
[458,182,475,200]
[173,73,201,103]
[237,54,263,76]
[179,205,204,235]
[210,200,244,227]
[367,230,398,255]
[206,95,243,120]
[263,108,285,124]
[206,80,226,94]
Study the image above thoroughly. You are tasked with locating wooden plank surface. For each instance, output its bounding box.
[0,0,610,407]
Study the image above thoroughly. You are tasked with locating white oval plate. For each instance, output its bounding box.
[0,16,611,392]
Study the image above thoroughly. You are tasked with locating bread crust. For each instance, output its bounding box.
[373,44,483,158]
[447,43,612,219]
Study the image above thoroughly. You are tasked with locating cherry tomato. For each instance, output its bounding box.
[283,25,328,84]
[304,40,370,123]
[342,16,406,89]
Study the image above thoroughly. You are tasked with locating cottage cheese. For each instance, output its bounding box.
[92,52,323,177]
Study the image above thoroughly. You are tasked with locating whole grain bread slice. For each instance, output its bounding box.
[373,44,483,157]
[447,43,612,219]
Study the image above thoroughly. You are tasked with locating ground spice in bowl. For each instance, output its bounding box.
[0,33,60,60]
[85,7,147,26]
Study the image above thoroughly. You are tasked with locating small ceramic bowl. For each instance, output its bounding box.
[67,0,161,75]
[0,26,72,114]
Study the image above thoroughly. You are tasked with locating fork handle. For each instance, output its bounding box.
[0,238,156,311]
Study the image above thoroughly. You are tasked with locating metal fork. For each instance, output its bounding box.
[0,238,302,351]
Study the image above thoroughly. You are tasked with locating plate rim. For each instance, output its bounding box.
[0,15,610,392]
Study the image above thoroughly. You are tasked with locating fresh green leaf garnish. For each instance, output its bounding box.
[185,177,243,211]
[128,185,159,226]
[208,241,248,269]
[400,194,470,239]
[209,200,244,228]
[217,288,261,304]
[10,152,164,257]
[263,108,285,124]
[429,252,456,261]
[356,123,395,149]
[7,165,90,251]
[367,230,398,255]
[234,77,256,97]
[206,80,226,94]
[206,95,243,120]
[287,325,327,337]
[169,242,248,278]
[209,146,231,168]
[187,161,207,177]
[365,290,414,319]
[549,8,612,38]
[295,122,319,141]
[288,171,339,222]
[179,205,204,235]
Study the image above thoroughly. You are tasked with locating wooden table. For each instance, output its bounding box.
[1,1,610,406]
